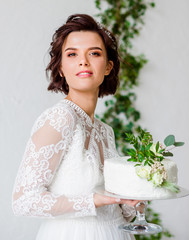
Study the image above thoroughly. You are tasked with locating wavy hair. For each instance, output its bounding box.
[46,14,120,97]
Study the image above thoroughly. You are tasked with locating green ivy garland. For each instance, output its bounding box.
[94,0,173,239]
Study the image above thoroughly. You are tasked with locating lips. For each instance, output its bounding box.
[76,70,93,76]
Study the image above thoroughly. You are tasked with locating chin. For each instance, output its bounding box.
[72,85,101,92]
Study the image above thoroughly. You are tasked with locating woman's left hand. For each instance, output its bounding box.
[94,193,142,208]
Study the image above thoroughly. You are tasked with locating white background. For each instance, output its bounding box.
[0,0,188,239]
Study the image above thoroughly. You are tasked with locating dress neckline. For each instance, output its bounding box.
[60,99,96,126]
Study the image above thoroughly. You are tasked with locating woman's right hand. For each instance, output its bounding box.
[94,193,140,208]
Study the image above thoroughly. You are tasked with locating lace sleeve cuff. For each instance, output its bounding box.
[121,204,136,222]
[68,193,97,217]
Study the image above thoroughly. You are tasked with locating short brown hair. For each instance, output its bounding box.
[46,14,120,97]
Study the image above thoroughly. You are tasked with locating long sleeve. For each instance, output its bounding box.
[12,105,96,218]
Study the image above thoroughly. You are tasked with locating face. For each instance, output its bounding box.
[60,31,113,95]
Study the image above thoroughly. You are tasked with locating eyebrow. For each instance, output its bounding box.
[64,47,103,52]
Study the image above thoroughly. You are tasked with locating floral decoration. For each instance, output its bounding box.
[125,128,184,193]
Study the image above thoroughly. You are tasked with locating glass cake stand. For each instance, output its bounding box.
[94,184,189,235]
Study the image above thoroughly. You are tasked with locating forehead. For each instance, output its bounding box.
[62,31,105,50]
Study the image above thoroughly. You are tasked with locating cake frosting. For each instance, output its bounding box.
[104,156,178,198]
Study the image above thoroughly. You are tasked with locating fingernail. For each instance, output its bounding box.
[115,198,121,202]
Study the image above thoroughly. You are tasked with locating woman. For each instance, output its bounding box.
[12,14,140,240]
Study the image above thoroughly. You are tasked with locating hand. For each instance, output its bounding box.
[135,200,148,213]
[94,193,141,208]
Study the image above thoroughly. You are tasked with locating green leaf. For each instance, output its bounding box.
[174,142,185,147]
[141,145,145,152]
[138,153,144,162]
[158,148,165,154]
[134,164,141,167]
[145,142,153,151]
[127,148,136,157]
[149,160,154,164]
[164,135,175,147]
[134,142,139,149]
[159,156,164,161]
[149,150,155,157]
[127,158,137,162]
[156,141,159,152]
[95,114,100,119]
[144,160,148,166]
[163,152,173,157]
[94,0,101,10]
[162,181,180,193]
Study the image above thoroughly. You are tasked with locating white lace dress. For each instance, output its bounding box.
[12,99,136,240]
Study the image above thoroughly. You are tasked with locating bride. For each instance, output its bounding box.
[12,14,141,240]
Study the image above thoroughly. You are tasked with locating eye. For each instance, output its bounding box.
[67,53,76,57]
[90,52,101,56]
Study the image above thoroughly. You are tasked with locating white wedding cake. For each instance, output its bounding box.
[104,156,178,198]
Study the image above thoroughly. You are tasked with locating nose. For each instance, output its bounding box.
[79,54,90,66]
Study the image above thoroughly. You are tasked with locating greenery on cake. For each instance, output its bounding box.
[125,128,184,193]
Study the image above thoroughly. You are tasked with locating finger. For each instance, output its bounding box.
[103,196,121,204]
[120,199,140,206]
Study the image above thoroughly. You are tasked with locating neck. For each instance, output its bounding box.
[65,90,99,122]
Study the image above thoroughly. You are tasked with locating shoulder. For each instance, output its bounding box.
[95,118,114,135]
[31,100,77,136]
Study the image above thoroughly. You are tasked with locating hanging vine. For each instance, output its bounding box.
[94,0,173,239]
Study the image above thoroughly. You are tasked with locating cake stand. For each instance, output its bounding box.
[94,185,189,235]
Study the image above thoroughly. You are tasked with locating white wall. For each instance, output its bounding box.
[1,0,188,239]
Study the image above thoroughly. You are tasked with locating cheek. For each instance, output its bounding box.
[61,59,73,76]
[95,59,108,73]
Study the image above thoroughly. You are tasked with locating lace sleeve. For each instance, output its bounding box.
[12,105,96,218]
[121,204,136,222]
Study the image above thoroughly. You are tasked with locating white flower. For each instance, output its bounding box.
[151,161,167,180]
[136,166,151,179]
[151,172,164,186]
[150,143,163,157]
